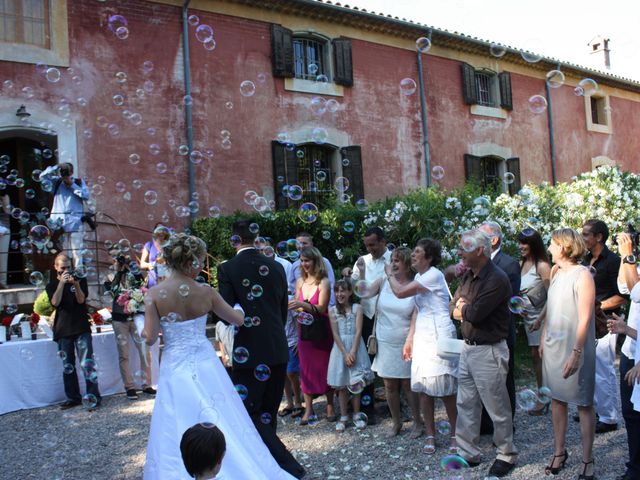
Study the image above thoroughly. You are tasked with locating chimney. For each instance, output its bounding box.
[588,35,611,70]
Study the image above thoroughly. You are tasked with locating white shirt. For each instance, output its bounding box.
[273,255,293,286]
[351,250,392,318]
[617,265,640,359]
[490,247,500,260]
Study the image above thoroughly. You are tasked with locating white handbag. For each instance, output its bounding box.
[435,281,463,360]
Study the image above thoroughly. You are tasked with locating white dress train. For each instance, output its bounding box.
[144,315,296,480]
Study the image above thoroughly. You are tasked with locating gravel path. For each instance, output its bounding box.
[0,386,629,480]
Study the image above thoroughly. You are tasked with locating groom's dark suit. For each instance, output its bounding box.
[217,247,305,478]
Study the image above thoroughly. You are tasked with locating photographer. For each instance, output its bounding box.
[46,253,101,410]
[104,254,155,400]
[40,162,91,268]
[608,231,640,480]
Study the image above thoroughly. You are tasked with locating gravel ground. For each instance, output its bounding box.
[0,386,629,480]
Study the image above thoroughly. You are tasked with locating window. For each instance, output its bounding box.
[0,0,50,48]
[293,37,328,81]
[461,63,512,111]
[464,154,521,195]
[475,71,496,107]
[272,142,363,210]
[585,93,611,134]
[271,24,353,88]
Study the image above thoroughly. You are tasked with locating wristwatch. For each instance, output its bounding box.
[623,255,637,265]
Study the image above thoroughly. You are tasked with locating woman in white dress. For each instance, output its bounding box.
[142,233,297,480]
[358,247,421,437]
[384,238,458,456]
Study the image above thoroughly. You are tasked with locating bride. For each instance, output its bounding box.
[142,233,297,479]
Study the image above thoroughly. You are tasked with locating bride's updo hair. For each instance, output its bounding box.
[163,233,207,274]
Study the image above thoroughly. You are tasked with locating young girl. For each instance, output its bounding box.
[327,279,374,432]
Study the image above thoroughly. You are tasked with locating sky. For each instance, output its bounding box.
[343,0,640,81]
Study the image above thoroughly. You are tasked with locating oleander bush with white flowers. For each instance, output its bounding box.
[194,166,640,276]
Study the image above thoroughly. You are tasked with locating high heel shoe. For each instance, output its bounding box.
[578,459,595,480]
[528,402,550,416]
[545,450,568,475]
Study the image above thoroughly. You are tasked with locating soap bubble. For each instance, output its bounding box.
[234,384,249,400]
[416,37,432,53]
[311,127,328,144]
[546,70,565,88]
[508,296,526,314]
[251,285,263,298]
[432,165,445,181]
[334,177,349,192]
[128,153,140,165]
[361,395,372,406]
[240,80,256,97]
[538,386,552,404]
[82,394,98,409]
[254,364,271,381]
[440,454,469,471]
[316,171,327,182]
[115,26,129,40]
[63,363,75,374]
[308,63,319,75]
[399,78,417,95]
[528,94,547,114]
[156,162,167,174]
[144,190,158,205]
[29,271,44,285]
[149,144,160,155]
[343,221,355,233]
[347,380,365,395]
[178,284,190,297]
[20,348,34,360]
[195,24,214,43]
[516,388,538,411]
[355,199,369,212]
[29,225,51,249]
[472,196,491,216]
[233,347,249,364]
[574,78,598,96]
[310,96,326,116]
[188,14,199,26]
[520,49,542,63]
[353,280,371,298]
[208,205,221,218]
[260,412,272,424]
[298,202,319,223]
[45,67,61,83]
[259,265,269,276]
[504,172,516,184]
[436,419,451,435]
[490,43,507,58]
[288,185,303,201]
[442,219,455,234]
[296,312,314,326]
[326,99,339,113]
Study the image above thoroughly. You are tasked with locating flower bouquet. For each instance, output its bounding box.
[28,313,40,340]
[116,286,148,315]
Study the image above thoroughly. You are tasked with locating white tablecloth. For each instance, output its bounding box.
[0,328,160,415]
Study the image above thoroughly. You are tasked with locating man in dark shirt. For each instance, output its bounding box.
[450,229,517,478]
[582,219,626,432]
[46,253,101,410]
[479,221,520,429]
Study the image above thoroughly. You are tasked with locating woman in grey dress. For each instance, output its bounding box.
[541,228,596,480]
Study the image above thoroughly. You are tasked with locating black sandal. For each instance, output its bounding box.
[278,407,293,417]
[544,450,568,475]
[578,459,595,480]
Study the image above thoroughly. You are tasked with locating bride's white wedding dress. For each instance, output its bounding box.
[144,315,296,480]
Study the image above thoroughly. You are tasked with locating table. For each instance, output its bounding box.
[0,327,160,415]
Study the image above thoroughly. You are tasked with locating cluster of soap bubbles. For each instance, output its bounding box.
[516,386,552,411]
[188,16,217,51]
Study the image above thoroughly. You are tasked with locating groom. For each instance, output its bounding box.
[217,220,305,479]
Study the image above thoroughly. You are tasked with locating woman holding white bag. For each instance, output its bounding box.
[384,238,459,456]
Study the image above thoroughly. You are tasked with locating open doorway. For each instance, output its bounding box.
[0,130,57,286]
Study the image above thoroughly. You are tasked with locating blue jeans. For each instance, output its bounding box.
[57,332,101,403]
[620,353,640,476]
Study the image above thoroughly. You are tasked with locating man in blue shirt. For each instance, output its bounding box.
[40,162,90,267]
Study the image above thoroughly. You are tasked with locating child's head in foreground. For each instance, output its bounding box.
[180,423,226,479]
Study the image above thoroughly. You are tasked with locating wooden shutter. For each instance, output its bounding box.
[506,157,521,195]
[333,37,353,87]
[272,141,298,210]
[499,72,513,110]
[464,154,482,184]
[271,24,294,78]
[341,146,364,202]
[461,63,477,105]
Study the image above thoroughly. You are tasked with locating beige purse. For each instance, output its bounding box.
[366,279,385,356]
